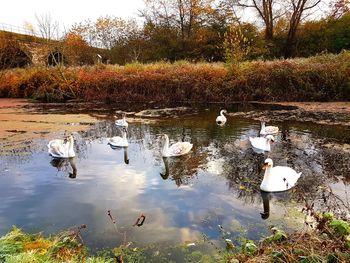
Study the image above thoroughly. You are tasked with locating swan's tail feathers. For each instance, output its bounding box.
[297,172,302,178]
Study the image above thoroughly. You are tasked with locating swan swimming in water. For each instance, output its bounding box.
[107,127,128,147]
[260,158,302,192]
[48,135,75,158]
[115,113,128,128]
[260,121,279,135]
[160,134,193,157]
[249,135,275,152]
[216,110,227,125]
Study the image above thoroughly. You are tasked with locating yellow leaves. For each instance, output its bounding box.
[24,239,52,253]
[223,23,253,64]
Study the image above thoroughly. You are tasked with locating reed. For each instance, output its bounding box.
[0,51,349,102]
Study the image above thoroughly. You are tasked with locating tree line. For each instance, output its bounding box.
[1,0,349,68]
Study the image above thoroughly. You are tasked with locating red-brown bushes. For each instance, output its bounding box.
[0,52,349,102]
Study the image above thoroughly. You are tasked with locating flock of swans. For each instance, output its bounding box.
[48,109,301,193]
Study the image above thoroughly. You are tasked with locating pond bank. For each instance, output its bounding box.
[0,52,349,103]
[229,102,350,126]
[1,210,349,263]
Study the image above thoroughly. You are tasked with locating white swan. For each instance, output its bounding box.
[107,128,128,147]
[160,134,193,157]
[260,158,302,192]
[216,110,227,125]
[48,135,75,158]
[115,113,128,128]
[249,135,275,152]
[260,121,279,135]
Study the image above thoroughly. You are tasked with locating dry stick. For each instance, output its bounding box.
[75,224,87,245]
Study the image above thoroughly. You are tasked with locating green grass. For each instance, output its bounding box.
[1,211,349,263]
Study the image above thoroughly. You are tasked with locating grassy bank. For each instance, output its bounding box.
[1,211,349,263]
[0,51,349,103]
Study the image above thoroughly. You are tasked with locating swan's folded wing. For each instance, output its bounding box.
[170,142,193,155]
[49,142,65,156]
[108,137,118,143]
[265,126,279,133]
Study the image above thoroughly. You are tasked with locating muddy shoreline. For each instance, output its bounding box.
[1,99,349,126]
[228,102,350,127]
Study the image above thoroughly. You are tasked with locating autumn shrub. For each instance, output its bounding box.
[0,51,349,102]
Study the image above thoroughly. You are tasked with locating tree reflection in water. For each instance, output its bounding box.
[1,113,349,219]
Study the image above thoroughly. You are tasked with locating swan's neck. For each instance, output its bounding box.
[122,131,127,140]
[260,122,266,133]
[162,137,170,156]
[265,139,271,150]
[220,110,225,117]
[67,140,75,157]
[263,165,273,181]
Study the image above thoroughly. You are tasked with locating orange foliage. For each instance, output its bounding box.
[0,52,349,103]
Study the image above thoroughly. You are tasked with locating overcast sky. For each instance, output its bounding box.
[0,0,330,35]
[0,0,145,31]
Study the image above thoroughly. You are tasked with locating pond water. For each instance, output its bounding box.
[0,102,349,259]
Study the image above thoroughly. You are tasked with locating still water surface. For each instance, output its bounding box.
[0,105,349,254]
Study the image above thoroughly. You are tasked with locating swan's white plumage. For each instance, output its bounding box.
[161,134,193,157]
[107,129,128,147]
[115,114,128,128]
[260,121,279,135]
[48,135,75,158]
[249,135,275,152]
[260,158,301,192]
[216,110,227,125]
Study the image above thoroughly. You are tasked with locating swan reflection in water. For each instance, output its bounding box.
[260,191,271,219]
[50,157,77,179]
[109,145,129,165]
[160,157,170,180]
[159,155,202,186]
[160,157,183,186]
[260,191,293,220]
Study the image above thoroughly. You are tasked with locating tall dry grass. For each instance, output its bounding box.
[0,51,349,102]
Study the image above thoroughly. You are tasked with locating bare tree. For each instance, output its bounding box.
[235,0,285,40]
[35,13,60,40]
[284,0,322,57]
[234,0,322,57]
[329,0,350,18]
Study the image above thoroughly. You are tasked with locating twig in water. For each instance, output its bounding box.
[73,224,87,245]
